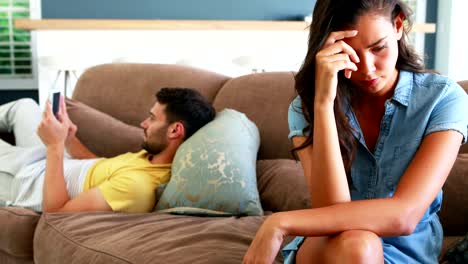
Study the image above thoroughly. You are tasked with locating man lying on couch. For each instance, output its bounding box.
[0,88,215,213]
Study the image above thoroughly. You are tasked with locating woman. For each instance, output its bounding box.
[244,0,468,263]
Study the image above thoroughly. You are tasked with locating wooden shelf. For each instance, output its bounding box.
[14,19,436,33]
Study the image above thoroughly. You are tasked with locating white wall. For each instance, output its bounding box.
[36,30,308,107]
[435,0,468,81]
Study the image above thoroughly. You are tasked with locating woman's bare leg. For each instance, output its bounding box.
[296,230,384,264]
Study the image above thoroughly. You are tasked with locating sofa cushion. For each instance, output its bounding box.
[460,142,468,154]
[155,109,263,216]
[257,159,311,212]
[73,63,229,128]
[439,153,468,236]
[66,99,144,157]
[441,236,464,259]
[213,72,297,160]
[440,234,468,263]
[33,212,284,264]
[0,207,39,259]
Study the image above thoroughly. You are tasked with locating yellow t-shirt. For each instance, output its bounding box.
[83,150,171,213]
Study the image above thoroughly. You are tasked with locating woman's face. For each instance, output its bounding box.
[344,13,404,97]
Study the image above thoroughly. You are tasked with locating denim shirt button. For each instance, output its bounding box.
[385,178,393,188]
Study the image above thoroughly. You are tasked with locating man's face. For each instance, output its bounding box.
[140,102,170,155]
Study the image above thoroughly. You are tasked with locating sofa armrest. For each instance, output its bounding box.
[459,144,468,154]
[438,153,468,236]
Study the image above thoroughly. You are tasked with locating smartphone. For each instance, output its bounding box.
[49,88,61,118]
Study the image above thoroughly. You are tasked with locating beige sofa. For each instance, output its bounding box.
[0,64,467,264]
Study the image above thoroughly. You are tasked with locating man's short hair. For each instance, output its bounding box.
[156,88,215,139]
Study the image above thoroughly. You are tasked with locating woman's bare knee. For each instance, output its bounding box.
[326,230,383,264]
[296,236,329,264]
[295,231,383,264]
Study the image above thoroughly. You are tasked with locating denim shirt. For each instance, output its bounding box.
[288,71,468,221]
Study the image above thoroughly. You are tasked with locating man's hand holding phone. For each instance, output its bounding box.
[50,89,78,139]
[38,93,75,148]
[49,88,61,119]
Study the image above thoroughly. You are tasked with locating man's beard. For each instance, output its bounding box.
[141,140,166,155]
[141,125,169,155]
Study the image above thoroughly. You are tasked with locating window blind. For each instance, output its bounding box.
[0,0,35,89]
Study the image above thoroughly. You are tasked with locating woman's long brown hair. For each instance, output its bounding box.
[292,0,425,182]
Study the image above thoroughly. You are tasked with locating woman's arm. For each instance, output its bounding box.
[277,130,461,237]
[300,103,350,207]
[243,130,461,264]
[301,30,361,207]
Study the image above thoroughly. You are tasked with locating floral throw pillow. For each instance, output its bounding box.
[154,109,263,216]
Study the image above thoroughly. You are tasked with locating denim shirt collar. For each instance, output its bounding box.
[344,70,413,141]
[345,70,414,116]
[390,70,413,107]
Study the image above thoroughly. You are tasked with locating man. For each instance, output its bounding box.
[0,88,215,213]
